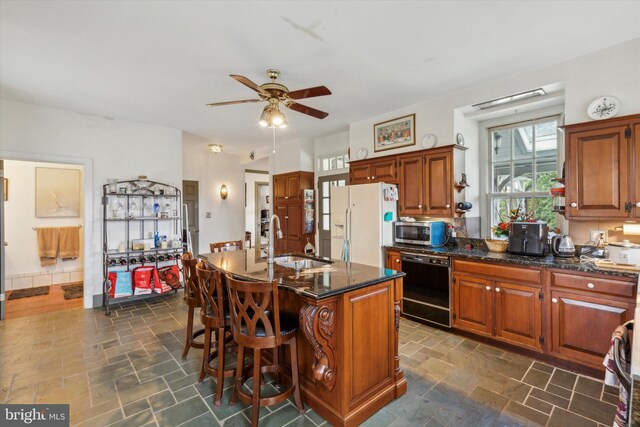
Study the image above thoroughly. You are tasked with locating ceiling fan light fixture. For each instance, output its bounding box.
[259,106,271,127]
[271,108,285,126]
[208,143,223,153]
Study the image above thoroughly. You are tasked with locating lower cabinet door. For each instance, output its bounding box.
[494,282,542,351]
[452,274,493,336]
[550,289,634,366]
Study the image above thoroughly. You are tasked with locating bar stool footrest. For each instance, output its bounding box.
[236,364,294,407]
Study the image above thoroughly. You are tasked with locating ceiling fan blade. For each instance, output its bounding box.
[206,99,262,107]
[230,75,271,97]
[286,101,329,119]
[287,86,332,100]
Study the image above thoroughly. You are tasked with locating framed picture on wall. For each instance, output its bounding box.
[35,167,81,217]
[374,113,416,152]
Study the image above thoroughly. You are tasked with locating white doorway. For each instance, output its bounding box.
[245,169,269,253]
[1,159,85,318]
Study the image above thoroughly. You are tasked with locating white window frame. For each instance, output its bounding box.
[317,151,349,177]
[479,106,566,237]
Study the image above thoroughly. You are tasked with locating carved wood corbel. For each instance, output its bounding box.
[299,300,337,391]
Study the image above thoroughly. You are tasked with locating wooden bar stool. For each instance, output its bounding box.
[210,240,243,253]
[225,273,304,426]
[196,261,236,406]
[180,253,205,360]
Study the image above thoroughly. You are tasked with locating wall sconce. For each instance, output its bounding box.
[220,184,228,200]
[494,134,503,155]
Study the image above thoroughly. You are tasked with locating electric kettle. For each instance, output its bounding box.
[552,235,576,258]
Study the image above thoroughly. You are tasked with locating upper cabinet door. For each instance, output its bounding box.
[350,162,372,185]
[566,124,630,218]
[286,174,301,201]
[398,155,424,216]
[274,175,287,204]
[634,122,640,218]
[371,158,397,183]
[424,151,452,216]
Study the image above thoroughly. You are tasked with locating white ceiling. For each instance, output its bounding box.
[2,1,639,154]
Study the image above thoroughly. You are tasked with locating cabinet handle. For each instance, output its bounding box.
[446,204,451,209]
[495,287,501,292]
[284,216,289,219]
[570,202,577,208]
[587,283,595,289]
[485,286,491,291]
[552,298,558,303]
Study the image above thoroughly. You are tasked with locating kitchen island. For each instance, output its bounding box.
[199,249,407,427]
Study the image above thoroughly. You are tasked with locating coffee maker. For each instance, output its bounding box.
[508,222,548,256]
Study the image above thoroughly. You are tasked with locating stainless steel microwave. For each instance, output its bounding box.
[394,221,447,246]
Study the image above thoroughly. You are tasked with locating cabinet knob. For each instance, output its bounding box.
[446,204,451,208]
[284,216,289,219]
[587,282,595,289]
[372,176,375,179]
[418,204,422,209]
[636,202,640,208]
[495,287,501,292]
[570,202,578,208]
[395,259,400,263]
[485,286,491,291]
[285,196,289,199]
[552,298,558,303]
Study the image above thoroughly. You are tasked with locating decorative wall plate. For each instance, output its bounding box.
[421,134,438,149]
[587,96,620,120]
[356,147,368,160]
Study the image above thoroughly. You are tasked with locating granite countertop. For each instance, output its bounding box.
[385,243,640,280]
[198,249,404,300]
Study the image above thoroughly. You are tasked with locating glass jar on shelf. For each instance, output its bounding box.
[550,181,565,212]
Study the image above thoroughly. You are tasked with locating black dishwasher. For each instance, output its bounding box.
[401,253,451,328]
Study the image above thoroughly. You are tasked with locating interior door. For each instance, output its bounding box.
[182,180,199,256]
[0,160,5,320]
[318,174,348,258]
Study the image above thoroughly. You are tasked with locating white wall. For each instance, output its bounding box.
[182,132,245,253]
[272,137,315,174]
[0,99,182,307]
[245,171,269,246]
[349,38,640,232]
[4,160,84,289]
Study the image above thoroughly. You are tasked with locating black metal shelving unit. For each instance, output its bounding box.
[102,179,185,315]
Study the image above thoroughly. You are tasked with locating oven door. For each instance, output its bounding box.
[401,253,451,327]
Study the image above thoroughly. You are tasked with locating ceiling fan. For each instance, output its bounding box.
[206,69,331,128]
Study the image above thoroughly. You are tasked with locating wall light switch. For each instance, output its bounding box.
[205,212,212,219]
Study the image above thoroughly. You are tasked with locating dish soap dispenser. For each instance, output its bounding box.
[304,238,315,255]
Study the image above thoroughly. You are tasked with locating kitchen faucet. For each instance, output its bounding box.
[267,214,284,264]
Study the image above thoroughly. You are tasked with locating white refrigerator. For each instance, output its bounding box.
[330,183,398,267]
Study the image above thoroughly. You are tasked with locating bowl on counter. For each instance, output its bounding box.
[485,239,509,253]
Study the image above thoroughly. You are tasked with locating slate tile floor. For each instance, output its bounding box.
[0,293,618,426]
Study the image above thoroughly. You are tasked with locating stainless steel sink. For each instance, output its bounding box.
[273,255,332,271]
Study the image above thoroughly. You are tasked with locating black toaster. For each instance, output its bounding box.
[508,222,548,256]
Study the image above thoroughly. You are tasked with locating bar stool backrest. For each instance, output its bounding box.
[181,253,199,301]
[225,273,281,349]
[196,262,226,326]
[210,240,243,253]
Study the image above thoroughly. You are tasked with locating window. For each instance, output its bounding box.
[318,153,349,173]
[488,116,560,232]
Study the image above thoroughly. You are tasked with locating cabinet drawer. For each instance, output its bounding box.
[550,271,636,298]
[453,259,541,285]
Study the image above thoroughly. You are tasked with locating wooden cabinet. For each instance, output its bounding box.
[385,250,401,270]
[397,146,465,217]
[349,158,397,185]
[452,260,543,352]
[272,171,314,253]
[564,114,640,219]
[549,269,636,368]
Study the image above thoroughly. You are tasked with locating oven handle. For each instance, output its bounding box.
[400,253,449,262]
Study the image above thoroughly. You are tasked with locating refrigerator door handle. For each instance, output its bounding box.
[344,207,351,261]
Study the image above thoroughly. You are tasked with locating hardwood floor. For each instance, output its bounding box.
[4,283,84,319]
